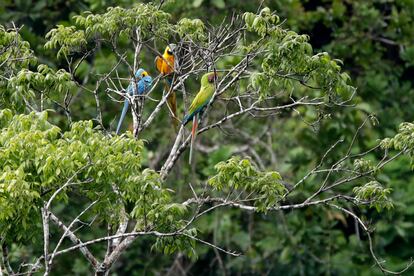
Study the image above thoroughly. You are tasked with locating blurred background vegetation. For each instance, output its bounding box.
[1,0,414,275]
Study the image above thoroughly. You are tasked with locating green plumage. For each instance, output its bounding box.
[182,72,216,125]
[183,71,217,165]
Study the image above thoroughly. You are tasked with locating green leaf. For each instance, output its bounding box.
[192,0,204,8]
[212,0,225,9]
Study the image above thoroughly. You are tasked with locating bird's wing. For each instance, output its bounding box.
[155,56,163,73]
[188,85,214,114]
[137,77,152,95]
[165,55,175,75]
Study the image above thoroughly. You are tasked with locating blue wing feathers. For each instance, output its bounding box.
[115,70,152,134]
[182,105,206,126]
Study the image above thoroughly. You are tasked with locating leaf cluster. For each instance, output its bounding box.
[208,156,287,212]
[244,8,354,101]
[0,110,143,241]
[353,181,393,211]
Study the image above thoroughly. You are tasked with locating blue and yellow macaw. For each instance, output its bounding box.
[155,44,179,128]
[116,68,153,134]
[182,72,217,164]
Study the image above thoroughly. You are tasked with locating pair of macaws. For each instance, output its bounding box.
[116,44,217,163]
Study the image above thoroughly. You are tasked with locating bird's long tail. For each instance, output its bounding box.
[165,80,178,131]
[116,100,129,134]
[189,113,198,164]
[167,91,178,130]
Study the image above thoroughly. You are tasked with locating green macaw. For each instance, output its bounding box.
[182,71,217,164]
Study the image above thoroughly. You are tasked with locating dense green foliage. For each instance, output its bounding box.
[1,0,414,275]
[0,110,148,240]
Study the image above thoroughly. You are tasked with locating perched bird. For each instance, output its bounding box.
[155,44,178,128]
[116,68,153,134]
[182,72,217,164]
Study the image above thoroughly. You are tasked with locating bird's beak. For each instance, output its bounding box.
[208,72,218,82]
[168,43,177,52]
